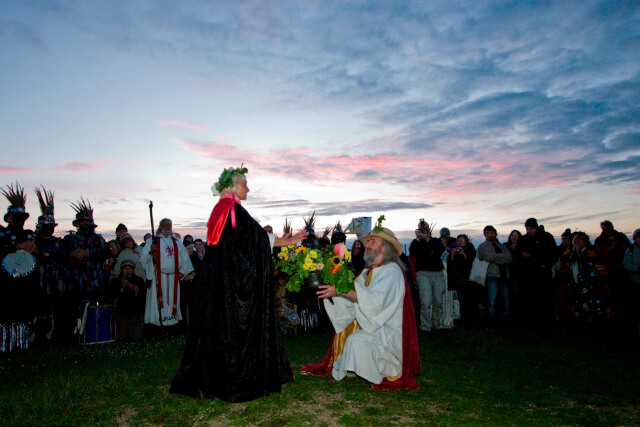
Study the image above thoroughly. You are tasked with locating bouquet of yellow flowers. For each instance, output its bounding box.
[275,242,356,294]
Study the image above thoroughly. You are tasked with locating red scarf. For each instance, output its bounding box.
[206,193,241,246]
[154,236,180,316]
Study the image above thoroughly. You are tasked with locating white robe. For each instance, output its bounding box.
[141,236,193,326]
[323,262,404,384]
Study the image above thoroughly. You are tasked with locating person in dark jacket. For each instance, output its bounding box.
[108,259,146,339]
[513,218,557,328]
[409,220,445,332]
[448,234,477,323]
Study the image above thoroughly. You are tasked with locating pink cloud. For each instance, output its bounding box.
[0,165,37,175]
[175,138,597,199]
[61,162,105,172]
[157,120,210,134]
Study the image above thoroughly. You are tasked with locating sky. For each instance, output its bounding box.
[1,0,639,247]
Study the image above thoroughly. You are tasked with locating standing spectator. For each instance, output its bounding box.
[623,229,640,338]
[140,218,193,333]
[440,227,458,253]
[103,240,121,280]
[179,243,201,329]
[194,238,206,261]
[33,186,64,347]
[513,218,557,328]
[115,223,128,243]
[478,226,512,328]
[448,234,476,324]
[409,220,445,332]
[107,259,146,339]
[557,228,573,259]
[140,233,152,247]
[331,222,346,245]
[506,230,521,253]
[593,220,630,328]
[349,239,366,277]
[571,232,605,327]
[182,235,194,247]
[0,183,38,348]
[553,228,574,325]
[113,233,145,279]
[505,230,522,321]
[61,198,106,343]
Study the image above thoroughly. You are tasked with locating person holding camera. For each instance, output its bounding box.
[409,220,446,332]
[108,259,146,339]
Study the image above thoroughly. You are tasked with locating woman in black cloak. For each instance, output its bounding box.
[170,166,307,403]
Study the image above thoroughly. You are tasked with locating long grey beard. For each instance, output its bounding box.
[364,248,380,264]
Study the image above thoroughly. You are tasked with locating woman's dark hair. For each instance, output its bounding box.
[456,234,470,246]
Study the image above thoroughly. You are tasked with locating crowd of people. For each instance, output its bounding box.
[0,183,207,351]
[1,176,639,400]
[408,218,640,340]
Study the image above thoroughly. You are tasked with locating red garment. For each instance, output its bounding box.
[207,194,240,246]
[300,336,336,376]
[373,273,421,391]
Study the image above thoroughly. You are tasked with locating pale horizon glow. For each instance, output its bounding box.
[1,1,639,247]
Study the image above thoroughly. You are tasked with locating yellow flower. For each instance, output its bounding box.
[344,250,351,262]
[309,250,318,259]
[303,258,317,271]
[295,246,306,253]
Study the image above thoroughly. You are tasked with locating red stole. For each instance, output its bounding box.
[372,271,421,391]
[206,193,241,246]
[154,236,180,316]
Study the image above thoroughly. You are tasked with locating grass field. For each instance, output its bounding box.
[1,326,639,426]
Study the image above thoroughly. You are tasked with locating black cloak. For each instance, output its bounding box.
[170,202,293,402]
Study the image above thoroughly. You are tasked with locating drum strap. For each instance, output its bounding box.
[153,237,180,316]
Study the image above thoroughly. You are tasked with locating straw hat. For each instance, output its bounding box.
[361,227,403,255]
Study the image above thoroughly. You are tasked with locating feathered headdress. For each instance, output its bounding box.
[1,182,29,222]
[331,220,346,244]
[70,196,96,227]
[303,210,316,234]
[282,217,292,236]
[35,186,57,226]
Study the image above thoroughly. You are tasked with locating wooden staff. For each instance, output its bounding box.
[149,201,165,334]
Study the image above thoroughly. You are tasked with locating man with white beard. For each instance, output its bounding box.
[315,226,420,390]
[141,218,193,332]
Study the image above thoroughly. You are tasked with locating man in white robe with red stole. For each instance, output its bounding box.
[314,226,420,390]
[141,218,193,328]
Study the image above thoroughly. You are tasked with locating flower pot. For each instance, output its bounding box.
[302,271,322,290]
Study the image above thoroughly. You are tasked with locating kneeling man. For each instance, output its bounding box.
[317,227,420,390]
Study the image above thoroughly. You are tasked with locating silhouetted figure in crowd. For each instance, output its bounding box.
[513,218,557,329]
[593,220,630,333]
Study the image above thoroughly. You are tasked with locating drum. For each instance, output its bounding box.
[1,249,37,278]
[80,304,115,344]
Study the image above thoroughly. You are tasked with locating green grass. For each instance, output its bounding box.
[1,327,639,426]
